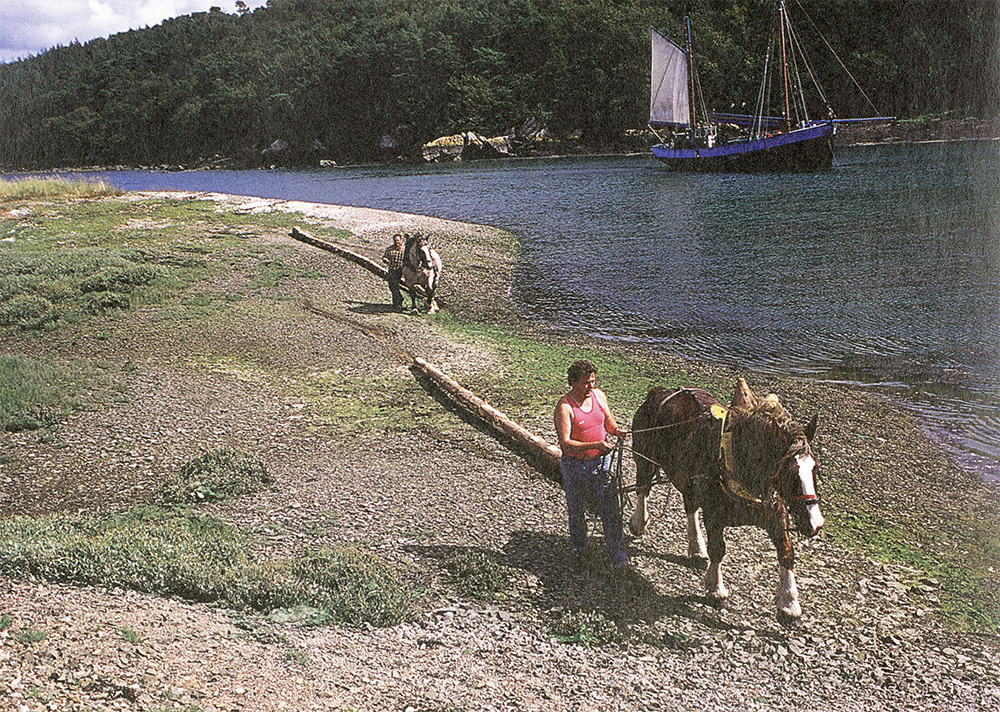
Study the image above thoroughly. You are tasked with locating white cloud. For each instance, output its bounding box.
[0,0,269,63]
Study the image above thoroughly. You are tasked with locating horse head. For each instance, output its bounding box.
[729,383,824,538]
[777,414,824,537]
[404,234,432,270]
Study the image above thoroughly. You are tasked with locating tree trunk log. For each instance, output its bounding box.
[290,227,387,279]
[412,357,562,482]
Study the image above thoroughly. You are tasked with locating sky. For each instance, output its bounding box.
[0,1,270,63]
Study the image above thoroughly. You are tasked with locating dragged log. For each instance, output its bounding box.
[290,227,387,279]
[289,226,560,480]
[412,357,561,482]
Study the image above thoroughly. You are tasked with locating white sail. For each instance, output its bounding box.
[649,28,690,127]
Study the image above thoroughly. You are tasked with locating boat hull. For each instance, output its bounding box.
[651,122,835,172]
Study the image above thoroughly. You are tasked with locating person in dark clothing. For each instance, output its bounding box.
[382,233,405,310]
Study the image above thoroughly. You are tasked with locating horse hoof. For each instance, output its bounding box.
[689,555,709,571]
[777,611,803,629]
[706,595,729,610]
[628,513,649,538]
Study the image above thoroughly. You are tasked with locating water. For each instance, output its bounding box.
[33,140,1000,484]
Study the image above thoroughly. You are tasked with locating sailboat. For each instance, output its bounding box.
[649,0,887,172]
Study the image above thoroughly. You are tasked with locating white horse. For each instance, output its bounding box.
[402,234,442,313]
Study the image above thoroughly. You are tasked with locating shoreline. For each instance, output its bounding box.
[2,118,998,174]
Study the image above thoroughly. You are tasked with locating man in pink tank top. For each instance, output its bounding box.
[554,360,630,576]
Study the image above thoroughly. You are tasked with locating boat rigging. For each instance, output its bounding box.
[649,0,892,171]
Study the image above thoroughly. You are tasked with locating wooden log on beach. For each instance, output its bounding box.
[412,357,562,482]
[290,225,560,480]
[290,227,387,279]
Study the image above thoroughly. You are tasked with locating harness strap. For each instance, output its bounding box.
[714,404,766,507]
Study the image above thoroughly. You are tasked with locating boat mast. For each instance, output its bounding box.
[778,0,792,132]
[685,16,697,145]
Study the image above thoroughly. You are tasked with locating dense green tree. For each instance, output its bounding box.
[0,0,995,168]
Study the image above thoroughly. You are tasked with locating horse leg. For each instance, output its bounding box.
[776,566,802,624]
[425,267,440,313]
[683,496,708,563]
[703,516,729,606]
[767,518,801,624]
[628,459,656,537]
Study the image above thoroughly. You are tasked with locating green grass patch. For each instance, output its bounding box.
[0,247,171,328]
[0,177,121,201]
[0,355,120,432]
[0,506,411,627]
[0,294,58,329]
[0,192,350,336]
[433,317,733,432]
[201,353,453,437]
[549,610,621,646]
[120,627,142,643]
[12,626,48,644]
[157,449,273,504]
[442,550,512,600]
[827,507,1000,632]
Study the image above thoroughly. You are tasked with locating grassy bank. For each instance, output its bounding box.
[0,505,410,627]
[1,179,998,636]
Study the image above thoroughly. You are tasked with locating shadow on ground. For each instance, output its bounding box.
[404,531,792,647]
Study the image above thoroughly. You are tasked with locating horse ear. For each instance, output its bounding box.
[730,377,757,411]
[804,414,818,441]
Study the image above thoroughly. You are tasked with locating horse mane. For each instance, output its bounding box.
[730,394,807,491]
[749,394,793,429]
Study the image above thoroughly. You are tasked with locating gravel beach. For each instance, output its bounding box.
[1,191,998,712]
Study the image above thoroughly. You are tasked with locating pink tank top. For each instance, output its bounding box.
[568,394,605,459]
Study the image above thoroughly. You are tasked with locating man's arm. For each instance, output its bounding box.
[593,389,622,437]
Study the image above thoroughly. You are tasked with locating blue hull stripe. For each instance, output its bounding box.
[651,122,835,170]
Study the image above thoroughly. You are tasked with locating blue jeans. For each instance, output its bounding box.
[560,455,628,569]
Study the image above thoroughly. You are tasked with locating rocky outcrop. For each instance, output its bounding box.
[421,131,511,162]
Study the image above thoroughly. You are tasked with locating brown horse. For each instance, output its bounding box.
[630,378,823,624]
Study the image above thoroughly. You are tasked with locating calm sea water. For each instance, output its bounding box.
[39,141,1000,484]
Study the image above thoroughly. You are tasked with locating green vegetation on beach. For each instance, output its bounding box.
[157,448,273,505]
[0,506,411,627]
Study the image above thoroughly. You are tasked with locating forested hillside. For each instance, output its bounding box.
[1,0,997,169]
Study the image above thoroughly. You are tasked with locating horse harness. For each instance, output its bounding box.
[712,403,760,505]
[625,387,819,512]
[713,402,820,510]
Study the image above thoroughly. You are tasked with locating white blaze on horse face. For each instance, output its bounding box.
[796,453,825,535]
